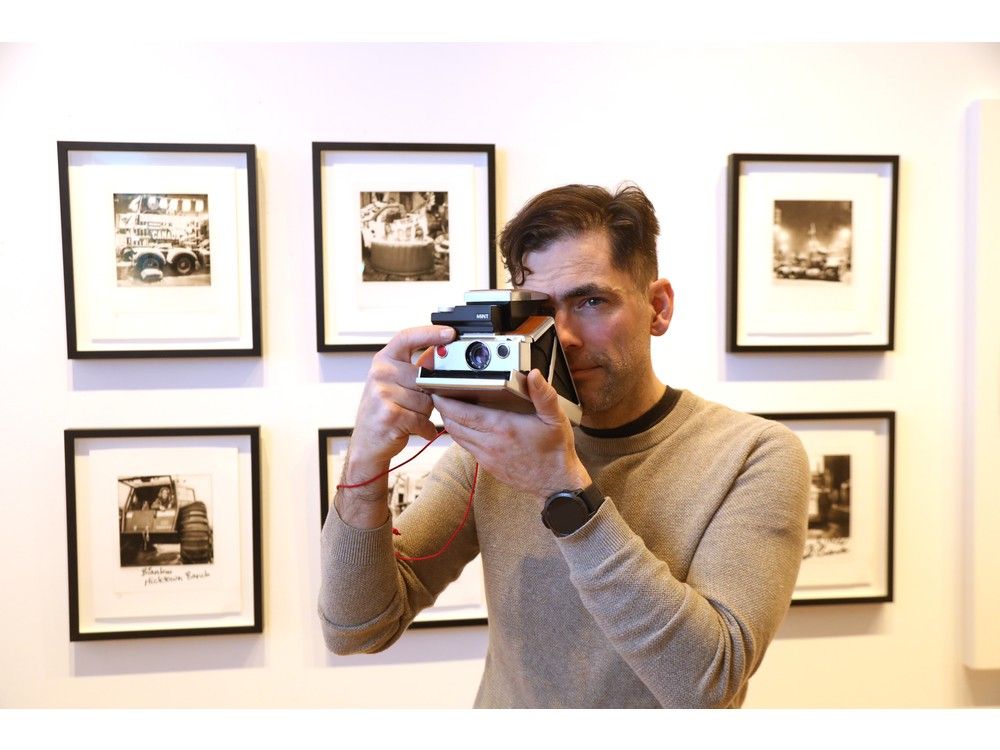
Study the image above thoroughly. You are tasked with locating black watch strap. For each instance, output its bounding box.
[541,483,605,537]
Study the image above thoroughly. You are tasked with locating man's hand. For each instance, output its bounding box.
[432,369,591,502]
[336,325,455,528]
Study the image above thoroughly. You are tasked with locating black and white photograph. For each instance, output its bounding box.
[727,153,898,351]
[320,430,449,529]
[804,454,851,560]
[117,474,213,568]
[360,191,449,281]
[314,143,495,352]
[58,142,261,358]
[772,200,852,283]
[757,412,894,606]
[114,193,211,286]
[319,428,488,627]
[388,464,428,519]
[65,427,262,640]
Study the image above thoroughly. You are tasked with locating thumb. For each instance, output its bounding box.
[414,345,436,370]
[527,369,563,426]
[414,419,441,443]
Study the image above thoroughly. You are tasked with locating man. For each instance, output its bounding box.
[320,184,809,708]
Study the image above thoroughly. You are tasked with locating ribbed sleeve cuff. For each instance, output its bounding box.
[555,498,632,566]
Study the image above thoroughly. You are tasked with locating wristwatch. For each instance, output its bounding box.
[541,483,605,537]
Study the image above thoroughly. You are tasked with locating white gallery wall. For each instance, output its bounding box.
[1,42,999,708]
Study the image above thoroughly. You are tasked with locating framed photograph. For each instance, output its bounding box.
[319,428,488,627]
[727,154,898,351]
[313,142,496,352]
[58,142,261,358]
[65,427,262,640]
[756,412,894,605]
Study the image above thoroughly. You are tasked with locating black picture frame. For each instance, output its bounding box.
[65,426,262,640]
[313,142,497,352]
[727,153,899,352]
[58,141,262,358]
[755,411,895,606]
[319,428,487,628]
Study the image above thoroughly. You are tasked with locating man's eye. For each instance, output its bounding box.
[582,297,604,308]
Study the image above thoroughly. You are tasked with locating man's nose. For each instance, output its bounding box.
[554,311,582,349]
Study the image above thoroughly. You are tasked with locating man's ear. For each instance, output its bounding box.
[648,279,674,337]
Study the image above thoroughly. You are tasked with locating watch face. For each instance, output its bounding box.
[544,493,590,535]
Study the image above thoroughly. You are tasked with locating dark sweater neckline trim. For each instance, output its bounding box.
[579,387,680,439]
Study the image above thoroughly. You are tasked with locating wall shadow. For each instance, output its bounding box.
[723,352,888,382]
[324,624,488,668]
[71,634,265,677]
[70,358,263,391]
[775,603,888,640]
[318,352,375,384]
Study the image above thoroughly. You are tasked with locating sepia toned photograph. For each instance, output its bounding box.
[117,474,213,568]
[115,193,211,286]
[360,191,449,281]
[65,427,262,640]
[772,200,852,283]
[727,153,898,351]
[804,454,851,560]
[314,142,496,352]
[58,142,261,357]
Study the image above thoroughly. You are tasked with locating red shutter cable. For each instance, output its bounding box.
[336,430,479,562]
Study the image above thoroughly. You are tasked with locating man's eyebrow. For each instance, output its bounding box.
[559,283,618,301]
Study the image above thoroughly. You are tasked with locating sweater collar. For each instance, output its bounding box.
[579,386,680,439]
[574,389,699,458]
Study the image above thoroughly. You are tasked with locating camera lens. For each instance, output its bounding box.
[465,342,491,370]
[497,344,510,359]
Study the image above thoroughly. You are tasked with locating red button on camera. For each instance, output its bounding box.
[436,345,448,357]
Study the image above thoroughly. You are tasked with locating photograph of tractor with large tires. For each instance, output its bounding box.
[118,475,213,567]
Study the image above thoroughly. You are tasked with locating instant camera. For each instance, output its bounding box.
[415,289,583,424]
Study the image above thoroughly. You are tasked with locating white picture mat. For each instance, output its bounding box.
[326,434,487,621]
[736,161,894,346]
[789,418,891,601]
[72,435,257,634]
[66,149,255,351]
[320,150,491,345]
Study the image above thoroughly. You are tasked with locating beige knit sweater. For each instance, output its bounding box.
[319,390,809,707]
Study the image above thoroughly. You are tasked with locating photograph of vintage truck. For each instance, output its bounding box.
[117,474,213,567]
[114,193,211,286]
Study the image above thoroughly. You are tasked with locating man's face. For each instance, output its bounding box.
[519,231,658,429]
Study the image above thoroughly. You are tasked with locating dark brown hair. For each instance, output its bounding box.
[498,183,660,289]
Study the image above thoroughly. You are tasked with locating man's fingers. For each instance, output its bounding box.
[436,414,485,453]
[527,369,563,426]
[378,354,436,393]
[382,325,455,363]
[432,395,495,432]
[378,380,434,416]
[384,404,439,444]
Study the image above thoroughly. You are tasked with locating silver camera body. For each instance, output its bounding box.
[415,289,583,424]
